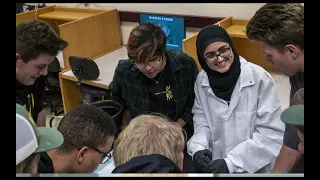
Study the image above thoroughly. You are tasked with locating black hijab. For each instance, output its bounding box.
[196,25,241,102]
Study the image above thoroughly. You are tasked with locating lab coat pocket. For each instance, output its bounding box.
[235,111,257,140]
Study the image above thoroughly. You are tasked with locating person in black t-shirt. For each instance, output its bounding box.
[109,23,198,172]
[16,20,68,126]
[246,3,304,173]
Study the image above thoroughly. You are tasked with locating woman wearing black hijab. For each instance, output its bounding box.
[187,25,285,173]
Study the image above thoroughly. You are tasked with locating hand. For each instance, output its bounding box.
[193,149,212,172]
[203,159,229,173]
[176,118,187,128]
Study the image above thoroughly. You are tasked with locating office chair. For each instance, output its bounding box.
[43,57,64,127]
[91,100,123,137]
[69,56,124,134]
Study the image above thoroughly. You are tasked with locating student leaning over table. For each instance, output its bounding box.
[246,3,304,173]
[109,23,199,172]
[16,20,68,127]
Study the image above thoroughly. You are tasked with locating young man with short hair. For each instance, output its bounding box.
[16,20,68,127]
[246,3,304,173]
[38,104,117,173]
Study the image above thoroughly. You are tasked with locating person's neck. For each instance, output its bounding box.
[47,149,73,173]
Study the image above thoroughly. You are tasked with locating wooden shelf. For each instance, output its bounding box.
[225,25,247,38]
[38,11,94,21]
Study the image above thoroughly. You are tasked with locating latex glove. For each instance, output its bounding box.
[203,159,229,173]
[193,149,212,172]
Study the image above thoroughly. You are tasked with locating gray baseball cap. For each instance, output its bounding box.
[16,103,64,165]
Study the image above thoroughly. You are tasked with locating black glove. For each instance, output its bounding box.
[203,159,229,173]
[193,149,212,172]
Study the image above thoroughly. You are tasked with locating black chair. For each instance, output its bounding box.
[69,56,124,135]
[91,100,124,137]
[43,57,64,127]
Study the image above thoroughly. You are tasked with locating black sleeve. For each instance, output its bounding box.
[109,62,126,109]
[283,124,300,151]
[179,56,199,125]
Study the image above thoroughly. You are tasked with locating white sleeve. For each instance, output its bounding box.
[226,77,285,173]
[187,82,212,158]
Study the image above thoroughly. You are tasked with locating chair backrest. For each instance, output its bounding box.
[69,56,100,81]
[48,57,60,73]
[91,100,124,136]
[46,57,61,87]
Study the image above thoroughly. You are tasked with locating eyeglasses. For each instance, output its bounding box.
[78,146,112,164]
[135,55,163,69]
[204,46,231,63]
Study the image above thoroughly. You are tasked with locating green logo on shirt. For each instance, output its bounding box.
[154,85,173,101]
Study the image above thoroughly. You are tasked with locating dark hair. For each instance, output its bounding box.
[126,23,166,64]
[16,20,68,63]
[246,3,304,52]
[57,104,117,152]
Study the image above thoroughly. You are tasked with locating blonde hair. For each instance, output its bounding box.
[113,114,185,167]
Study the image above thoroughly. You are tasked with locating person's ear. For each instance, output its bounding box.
[178,152,184,170]
[16,53,20,62]
[285,44,300,60]
[77,147,88,164]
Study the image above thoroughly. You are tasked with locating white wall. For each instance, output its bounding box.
[27,3,265,44]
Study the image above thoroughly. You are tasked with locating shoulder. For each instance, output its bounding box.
[240,56,273,81]
[115,59,135,73]
[195,70,208,86]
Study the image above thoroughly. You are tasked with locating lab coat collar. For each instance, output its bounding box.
[201,56,255,89]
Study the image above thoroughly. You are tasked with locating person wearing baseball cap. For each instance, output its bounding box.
[16,103,64,174]
[281,105,304,154]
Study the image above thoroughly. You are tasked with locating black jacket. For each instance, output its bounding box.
[112,154,182,173]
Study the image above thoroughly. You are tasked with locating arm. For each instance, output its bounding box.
[37,109,46,127]
[178,58,199,128]
[272,125,303,173]
[187,80,211,157]
[272,145,303,173]
[225,77,285,173]
[109,61,127,110]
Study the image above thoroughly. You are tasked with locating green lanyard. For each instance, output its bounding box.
[26,93,33,115]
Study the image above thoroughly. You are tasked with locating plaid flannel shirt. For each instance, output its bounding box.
[109,50,199,129]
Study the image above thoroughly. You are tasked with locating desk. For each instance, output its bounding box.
[182,17,277,72]
[38,11,95,21]
[59,46,128,114]
[17,6,121,70]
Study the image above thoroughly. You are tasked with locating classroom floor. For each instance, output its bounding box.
[45,71,291,128]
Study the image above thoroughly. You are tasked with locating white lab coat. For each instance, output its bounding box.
[187,57,285,173]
